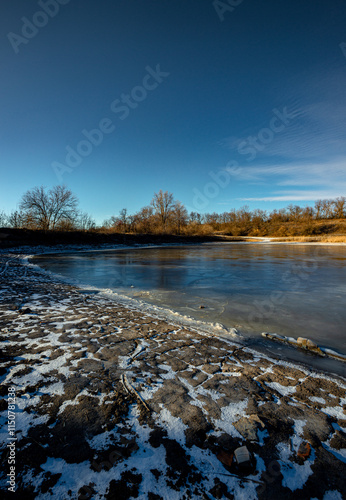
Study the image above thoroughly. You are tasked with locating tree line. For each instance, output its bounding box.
[0,186,95,232]
[1,185,345,237]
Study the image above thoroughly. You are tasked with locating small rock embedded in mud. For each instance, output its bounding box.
[216,449,233,467]
[297,441,311,460]
[233,414,265,441]
[330,430,346,450]
[234,446,255,474]
[19,307,32,315]
[297,337,325,357]
[234,446,250,465]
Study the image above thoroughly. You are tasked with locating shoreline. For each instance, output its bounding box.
[6,241,346,377]
[1,251,346,498]
[24,249,346,379]
[27,242,346,375]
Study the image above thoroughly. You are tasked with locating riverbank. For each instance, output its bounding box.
[29,242,346,372]
[0,253,346,499]
[0,228,241,251]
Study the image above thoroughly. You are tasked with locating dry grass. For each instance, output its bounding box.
[272,235,346,243]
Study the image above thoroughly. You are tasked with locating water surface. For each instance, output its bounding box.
[33,243,346,358]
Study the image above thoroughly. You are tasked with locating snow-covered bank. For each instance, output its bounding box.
[1,253,346,499]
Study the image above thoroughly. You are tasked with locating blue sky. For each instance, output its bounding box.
[1,0,346,223]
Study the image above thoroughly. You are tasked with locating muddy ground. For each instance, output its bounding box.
[0,254,345,499]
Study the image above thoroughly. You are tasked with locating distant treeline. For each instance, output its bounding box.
[1,185,345,237]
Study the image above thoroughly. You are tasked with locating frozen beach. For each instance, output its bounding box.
[0,251,346,499]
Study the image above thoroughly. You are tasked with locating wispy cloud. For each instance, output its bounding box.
[240,192,345,202]
[222,65,346,163]
[218,64,346,203]
[233,159,346,202]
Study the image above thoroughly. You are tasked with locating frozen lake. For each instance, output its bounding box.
[33,243,346,358]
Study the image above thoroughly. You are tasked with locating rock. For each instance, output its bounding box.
[297,442,311,460]
[199,305,206,309]
[19,307,32,315]
[263,333,326,357]
[287,337,298,345]
[297,337,325,357]
[324,349,346,362]
[209,479,229,500]
[234,446,250,465]
[216,449,233,467]
[297,337,307,347]
[261,332,285,342]
[233,414,265,441]
[329,430,346,451]
[233,445,256,474]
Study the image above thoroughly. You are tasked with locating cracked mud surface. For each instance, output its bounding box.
[0,254,345,499]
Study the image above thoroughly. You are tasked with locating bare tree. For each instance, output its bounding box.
[78,212,96,231]
[118,208,129,232]
[106,209,129,233]
[189,212,202,224]
[204,212,221,229]
[50,185,78,229]
[151,190,175,228]
[19,185,78,230]
[20,186,50,230]
[333,197,346,219]
[287,204,303,222]
[301,206,314,221]
[314,199,323,219]
[101,218,115,231]
[8,210,25,228]
[321,199,334,219]
[0,211,7,227]
[133,206,154,233]
[314,199,334,219]
[172,201,188,234]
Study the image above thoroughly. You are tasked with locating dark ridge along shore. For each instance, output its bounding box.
[0,228,232,250]
[0,252,345,499]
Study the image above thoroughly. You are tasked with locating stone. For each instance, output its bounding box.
[233,414,265,441]
[216,449,233,467]
[297,337,325,357]
[234,446,250,465]
[297,442,311,460]
[329,430,346,451]
[19,307,32,315]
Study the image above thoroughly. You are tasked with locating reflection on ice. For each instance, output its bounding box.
[33,243,346,358]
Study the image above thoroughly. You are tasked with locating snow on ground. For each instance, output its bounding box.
[1,252,346,498]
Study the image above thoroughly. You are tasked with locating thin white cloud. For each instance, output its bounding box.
[221,65,346,162]
[233,159,346,185]
[216,64,346,204]
[239,192,346,202]
[223,159,346,202]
